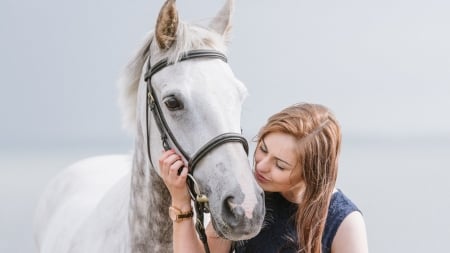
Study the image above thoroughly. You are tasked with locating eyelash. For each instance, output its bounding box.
[259,144,267,153]
[259,144,285,170]
[276,163,285,170]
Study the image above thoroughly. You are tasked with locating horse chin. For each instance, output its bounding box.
[202,166,266,241]
[210,212,262,241]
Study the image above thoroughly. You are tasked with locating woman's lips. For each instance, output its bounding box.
[255,171,269,183]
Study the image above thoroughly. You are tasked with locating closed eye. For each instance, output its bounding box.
[275,161,286,170]
[259,143,267,153]
[260,139,270,152]
[163,95,183,111]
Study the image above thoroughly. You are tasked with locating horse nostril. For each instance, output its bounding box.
[223,196,245,226]
[226,196,236,209]
[228,197,244,215]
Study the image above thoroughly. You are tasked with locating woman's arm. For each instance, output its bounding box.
[331,211,369,253]
[205,222,232,253]
[159,150,204,253]
[172,216,204,252]
[160,150,234,253]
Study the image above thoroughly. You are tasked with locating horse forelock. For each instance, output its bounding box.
[151,21,228,65]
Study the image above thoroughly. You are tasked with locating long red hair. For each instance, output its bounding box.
[256,103,341,253]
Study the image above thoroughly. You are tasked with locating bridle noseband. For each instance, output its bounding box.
[144,49,249,253]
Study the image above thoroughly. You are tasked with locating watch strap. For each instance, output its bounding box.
[169,206,194,222]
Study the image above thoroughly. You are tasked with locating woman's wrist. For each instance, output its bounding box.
[171,201,192,212]
[169,189,191,209]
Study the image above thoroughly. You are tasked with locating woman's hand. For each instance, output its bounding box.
[159,150,191,210]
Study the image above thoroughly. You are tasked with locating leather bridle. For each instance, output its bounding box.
[144,49,249,253]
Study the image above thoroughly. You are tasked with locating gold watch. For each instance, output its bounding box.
[168,206,194,222]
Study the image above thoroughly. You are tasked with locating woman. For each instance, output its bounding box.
[159,103,368,253]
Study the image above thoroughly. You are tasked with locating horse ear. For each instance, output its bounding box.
[209,0,234,37]
[155,0,179,50]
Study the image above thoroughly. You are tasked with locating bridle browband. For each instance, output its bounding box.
[144,49,249,253]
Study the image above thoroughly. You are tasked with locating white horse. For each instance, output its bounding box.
[33,0,265,252]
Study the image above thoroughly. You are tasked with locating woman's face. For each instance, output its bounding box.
[254,132,303,195]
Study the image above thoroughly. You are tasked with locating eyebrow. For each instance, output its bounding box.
[261,139,294,167]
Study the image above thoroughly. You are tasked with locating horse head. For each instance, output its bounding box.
[123,0,265,241]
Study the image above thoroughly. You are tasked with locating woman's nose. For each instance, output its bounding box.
[256,156,270,172]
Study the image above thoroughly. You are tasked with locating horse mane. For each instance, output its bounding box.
[118,20,229,134]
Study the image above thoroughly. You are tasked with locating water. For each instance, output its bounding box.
[1,139,449,252]
[338,138,450,252]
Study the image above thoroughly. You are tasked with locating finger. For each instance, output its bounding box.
[160,153,181,175]
[174,166,189,190]
[178,166,188,177]
[160,149,175,162]
[168,159,185,177]
[158,150,175,169]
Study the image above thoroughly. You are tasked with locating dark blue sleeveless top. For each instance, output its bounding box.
[233,189,360,253]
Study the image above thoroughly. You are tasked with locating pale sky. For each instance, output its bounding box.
[1,0,449,149]
[1,2,450,252]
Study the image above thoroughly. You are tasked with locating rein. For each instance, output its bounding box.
[144,49,249,253]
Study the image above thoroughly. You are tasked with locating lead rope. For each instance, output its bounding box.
[187,174,210,253]
[195,202,210,253]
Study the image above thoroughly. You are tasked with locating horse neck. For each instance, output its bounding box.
[128,113,173,252]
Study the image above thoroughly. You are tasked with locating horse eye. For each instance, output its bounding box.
[163,96,183,111]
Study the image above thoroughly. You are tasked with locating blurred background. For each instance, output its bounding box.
[1,0,449,252]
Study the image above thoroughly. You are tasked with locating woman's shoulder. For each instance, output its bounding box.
[329,190,368,252]
[329,189,361,215]
[322,189,363,252]
[331,210,368,253]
